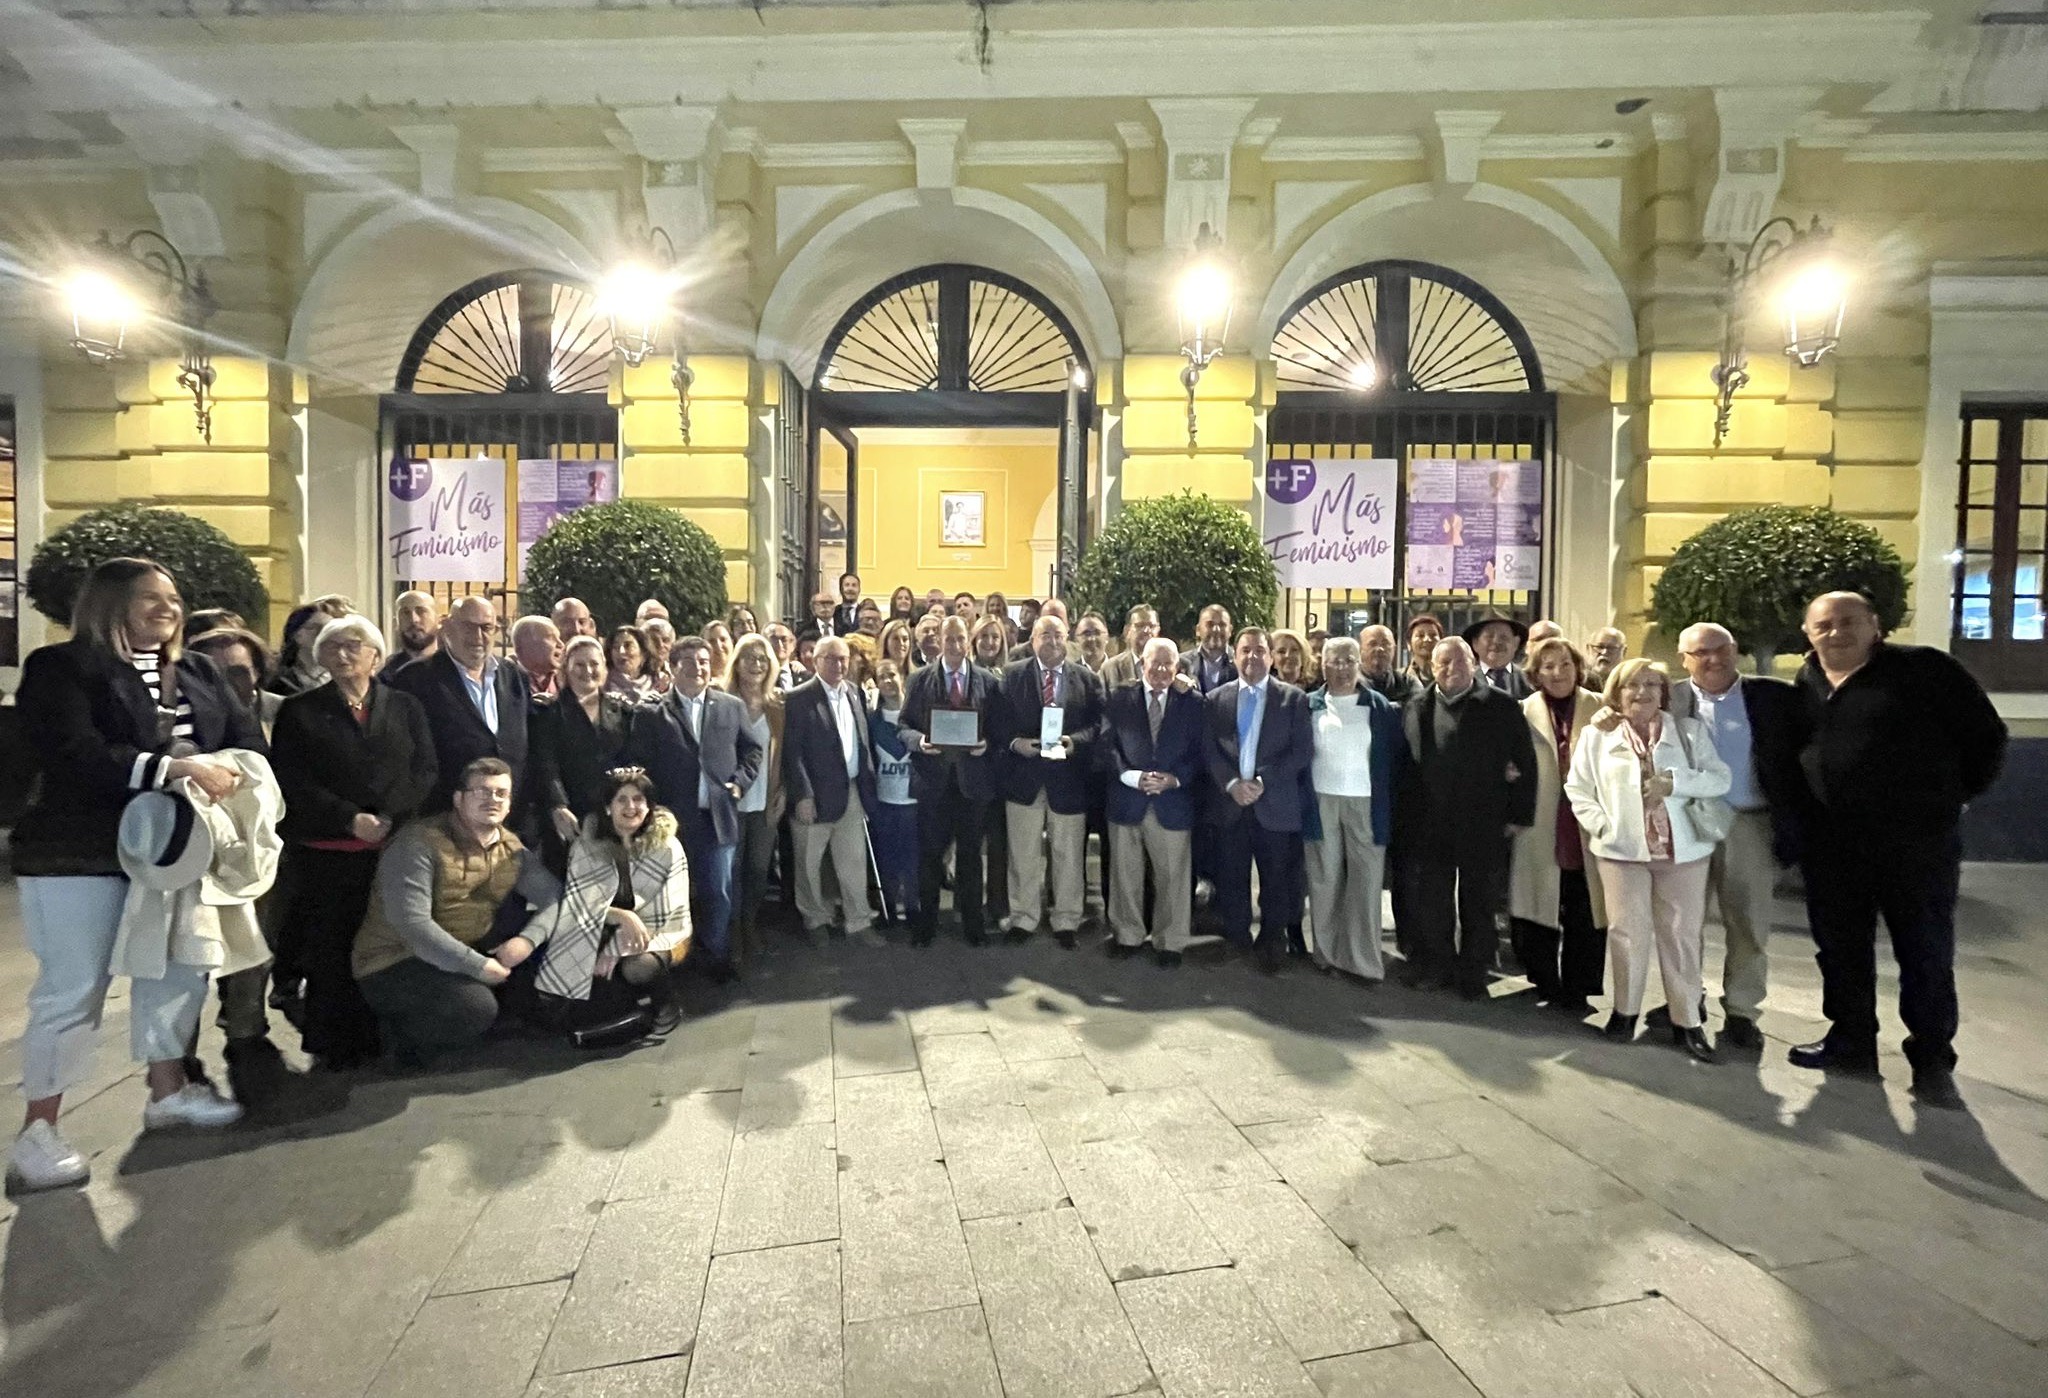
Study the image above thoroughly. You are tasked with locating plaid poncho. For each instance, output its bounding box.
[527,807,691,1000]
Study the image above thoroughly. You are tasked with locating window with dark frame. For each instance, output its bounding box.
[1951,402,2048,690]
[0,399,16,668]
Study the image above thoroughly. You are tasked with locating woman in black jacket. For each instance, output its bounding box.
[530,635,637,874]
[269,614,437,1070]
[8,558,264,1193]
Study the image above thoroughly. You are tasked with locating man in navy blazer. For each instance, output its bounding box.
[784,637,880,944]
[899,615,1002,946]
[993,614,1107,948]
[625,633,761,979]
[1103,637,1204,965]
[390,596,531,818]
[1204,627,1314,971]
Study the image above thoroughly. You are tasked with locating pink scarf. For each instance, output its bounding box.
[1621,716,1674,861]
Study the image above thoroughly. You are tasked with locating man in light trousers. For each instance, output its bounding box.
[1103,638,1204,965]
[784,637,881,944]
[996,615,1106,948]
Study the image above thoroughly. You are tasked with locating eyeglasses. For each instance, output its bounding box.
[328,637,371,653]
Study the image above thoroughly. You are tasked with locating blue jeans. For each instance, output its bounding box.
[685,823,738,964]
[871,801,920,921]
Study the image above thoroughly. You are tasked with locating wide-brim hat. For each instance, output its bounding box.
[1460,612,1529,647]
[118,790,214,892]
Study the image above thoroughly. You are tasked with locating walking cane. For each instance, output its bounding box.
[866,821,896,927]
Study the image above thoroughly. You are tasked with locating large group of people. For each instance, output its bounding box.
[3,560,2009,1193]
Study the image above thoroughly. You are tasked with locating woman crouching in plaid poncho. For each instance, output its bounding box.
[502,768,690,1047]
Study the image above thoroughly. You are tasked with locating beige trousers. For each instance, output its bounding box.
[1707,808,1775,1019]
[1007,793,1088,933]
[1598,856,1712,1027]
[1108,813,1193,951]
[1308,793,1385,979]
[794,799,874,935]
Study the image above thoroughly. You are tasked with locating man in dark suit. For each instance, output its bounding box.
[625,633,762,979]
[1397,636,1538,997]
[1103,637,1204,966]
[831,573,864,638]
[390,595,531,816]
[899,614,1000,946]
[1464,613,1532,699]
[1668,622,1810,1049]
[784,636,880,944]
[1204,627,1314,972]
[994,613,1106,948]
[1178,604,1238,694]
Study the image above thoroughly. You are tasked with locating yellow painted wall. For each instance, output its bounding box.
[854,435,1056,596]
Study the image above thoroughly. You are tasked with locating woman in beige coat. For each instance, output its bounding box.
[1508,637,1607,1016]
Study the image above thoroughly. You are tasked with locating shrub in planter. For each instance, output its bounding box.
[1071,490,1277,644]
[521,499,729,634]
[26,502,269,628]
[1651,504,1908,670]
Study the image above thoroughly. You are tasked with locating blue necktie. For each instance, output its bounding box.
[1236,686,1257,781]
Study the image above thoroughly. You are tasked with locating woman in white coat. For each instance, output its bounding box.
[1507,638,1607,1018]
[1565,657,1731,1061]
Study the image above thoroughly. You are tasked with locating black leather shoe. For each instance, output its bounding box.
[1721,1015,1763,1050]
[964,929,987,948]
[1788,1039,1879,1075]
[911,927,936,947]
[1678,1026,1718,1063]
[1055,929,1076,950]
[1550,995,1592,1018]
[1107,941,1140,961]
[1256,938,1285,974]
[1155,949,1183,970]
[1643,996,1707,1032]
[1909,1067,1965,1110]
[1602,1012,1638,1042]
[1003,928,1031,945]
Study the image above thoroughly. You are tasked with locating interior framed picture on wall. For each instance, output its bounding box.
[940,490,986,547]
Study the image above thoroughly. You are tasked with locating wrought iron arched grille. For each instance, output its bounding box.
[814,264,1086,393]
[1272,260,1543,395]
[396,271,613,395]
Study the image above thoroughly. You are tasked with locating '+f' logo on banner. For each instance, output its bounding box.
[389,458,433,502]
[1264,458,1316,504]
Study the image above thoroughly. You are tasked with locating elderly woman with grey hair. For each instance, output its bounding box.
[1304,637,1406,980]
[269,614,438,1070]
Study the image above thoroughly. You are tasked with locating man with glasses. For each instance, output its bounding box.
[391,594,533,816]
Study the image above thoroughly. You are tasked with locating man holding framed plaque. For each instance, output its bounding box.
[995,615,1107,949]
[899,616,1000,946]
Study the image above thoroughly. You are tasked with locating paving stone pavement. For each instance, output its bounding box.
[2,865,2047,1397]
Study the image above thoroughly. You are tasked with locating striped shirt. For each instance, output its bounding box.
[130,649,195,791]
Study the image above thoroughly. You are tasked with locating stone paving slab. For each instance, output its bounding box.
[433,1142,617,1296]
[537,1192,714,1375]
[1117,1266,1322,1397]
[934,1102,1070,1219]
[838,1157,979,1323]
[527,1355,692,1397]
[841,1304,1005,1398]
[1777,1255,2048,1397]
[1047,1135,1228,1280]
[688,1241,842,1398]
[713,1120,839,1255]
[1304,1342,1484,1397]
[367,1280,569,1398]
[963,1208,1152,1398]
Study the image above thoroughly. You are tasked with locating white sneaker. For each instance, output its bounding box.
[7,1120,91,1192]
[143,1083,244,1132]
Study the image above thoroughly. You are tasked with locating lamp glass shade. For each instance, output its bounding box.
[1175,259,1233,357]
[65,268,138,360]
[598,261,679,367]
[1776,260,1847,367]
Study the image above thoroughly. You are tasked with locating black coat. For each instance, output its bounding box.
[1178,647,1238,695]
[1793,643,2007,834]
[530,691,637,821]
[992,660,1107,814]
[1397,683,1539,855]
[271,681,437,844]
[388,650,532,812]
[1202,678,1314,833]
[783,677,878,823]
[623,687,762,846]
[11,639,266,876]
[899,659,1001,804]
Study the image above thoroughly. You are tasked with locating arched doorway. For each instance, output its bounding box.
[378,270,619,623]
[788,264,1093,618]
[1266,258,1554,637]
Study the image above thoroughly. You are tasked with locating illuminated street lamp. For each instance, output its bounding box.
[600,229,695,443]
[1711,215,1848,447]
[63,229,219,442]
[1175,222,1232,450]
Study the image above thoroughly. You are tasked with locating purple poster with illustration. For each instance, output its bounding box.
[1402,458,1543,592]
[518,459,619,568]
[1260,458,1398,589]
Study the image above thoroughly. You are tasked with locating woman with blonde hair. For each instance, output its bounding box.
[1271,627,1320,693]
[1565,658,1732,1061]
[1509,637,1607,1017]
[724,632,787,966]
[703,620,736,686]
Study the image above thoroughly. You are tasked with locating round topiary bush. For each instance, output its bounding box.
[26,502,269,628]
[522,499,729,634]
[1071,490,1277,644]
[1651,504,1909,669]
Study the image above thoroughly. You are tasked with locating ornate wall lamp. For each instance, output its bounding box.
[599,229,694,443]
[63,229,219,442]
[1175,223,1233,451]
[1710,215,1847,447]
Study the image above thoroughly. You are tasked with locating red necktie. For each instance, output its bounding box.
[950,668,965,705]
[1041,667,1056,705]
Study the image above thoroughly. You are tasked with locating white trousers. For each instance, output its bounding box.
[1308,793,1385,980]
[793,800,875,935]
[19,875,210,1101]
[1108,813,1193,951]
[1007,793,1088,933]
[1597,857,1712,1028]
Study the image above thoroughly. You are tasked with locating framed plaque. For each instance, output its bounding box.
[929,706,983,749]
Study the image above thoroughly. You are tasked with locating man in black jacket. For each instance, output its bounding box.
[1786,592,2007,1108]
[899,615,1001,946]
[994,614,1106,948]
[390,595,531,817]
[784,637,879,944]
[1669,622,1809,1049]
[1396,636,1538,997]
[1204,628,1314,971]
